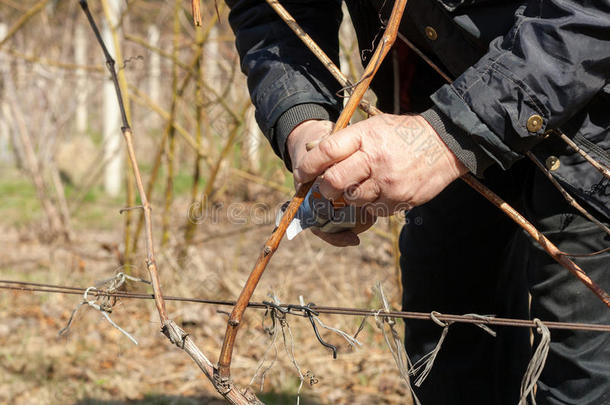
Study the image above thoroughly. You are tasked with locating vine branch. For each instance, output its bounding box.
[262,0,609,307]
[216,0,409,383]
[78,1,262,402]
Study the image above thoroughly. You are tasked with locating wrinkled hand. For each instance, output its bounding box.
[293,114,468,217]
[286,119,333,176]
[287,120,375,246]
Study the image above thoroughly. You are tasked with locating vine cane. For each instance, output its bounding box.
[216,0,409,382]
[264,0,610,307]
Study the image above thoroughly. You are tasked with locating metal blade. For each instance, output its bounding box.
[275,187,322,240]
[275,183,356,240]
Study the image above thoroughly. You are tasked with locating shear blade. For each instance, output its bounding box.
[275,194,317,240]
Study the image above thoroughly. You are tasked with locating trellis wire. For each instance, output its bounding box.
[2,279,609,333]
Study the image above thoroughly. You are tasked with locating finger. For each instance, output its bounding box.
[294,126,363,184]
[318,151,371,201]
[343,178,381,206]
[311,228,360,247]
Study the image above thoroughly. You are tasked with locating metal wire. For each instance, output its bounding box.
[1,279,609,333]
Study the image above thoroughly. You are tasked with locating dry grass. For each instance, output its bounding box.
[0,178,409,405]
[0,2,410,403]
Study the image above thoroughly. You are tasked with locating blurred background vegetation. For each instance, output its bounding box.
[0,1,407,404]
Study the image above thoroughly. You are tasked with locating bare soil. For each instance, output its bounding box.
[0,183,409,405]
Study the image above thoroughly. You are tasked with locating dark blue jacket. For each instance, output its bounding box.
[226,0,610,219]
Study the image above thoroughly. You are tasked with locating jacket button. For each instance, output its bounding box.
[425,26,438,41]
[545,156,560,171]
[527,114,544,132]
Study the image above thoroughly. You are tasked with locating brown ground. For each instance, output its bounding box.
[0,174,410,405]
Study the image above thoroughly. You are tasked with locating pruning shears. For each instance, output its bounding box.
[276,183,357,240]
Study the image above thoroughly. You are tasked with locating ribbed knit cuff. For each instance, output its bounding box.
[275,103,335,171]
[421,106,495,177]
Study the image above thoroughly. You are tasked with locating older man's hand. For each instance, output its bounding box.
[287,119,375,246]
[293,114,468,217]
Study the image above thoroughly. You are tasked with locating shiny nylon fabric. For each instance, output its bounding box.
[225,0,610,403]
[226,0,343,157]
[433,0,610,155]
[227,0,610,219]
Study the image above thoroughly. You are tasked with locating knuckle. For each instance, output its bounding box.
[377,173,394,187]
[323,167,344,189]
[352,182,378,203]
[368,182,382,201]
[369,150,383,166]
[371,180,382,195]
[344,182,360,200]
[362,140,384,164]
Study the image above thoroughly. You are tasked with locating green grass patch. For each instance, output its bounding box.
[0,171,42,226]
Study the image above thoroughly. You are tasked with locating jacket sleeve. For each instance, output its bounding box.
[425,0,610,176]
[226,0,343,168]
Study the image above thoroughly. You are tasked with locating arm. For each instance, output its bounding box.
[426,0,610,176]
[226,0,343,168]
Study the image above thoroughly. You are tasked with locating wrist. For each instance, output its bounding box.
[420,107,494,177]
[417,115,469,179]
[276,104,335,170]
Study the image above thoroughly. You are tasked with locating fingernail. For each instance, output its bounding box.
[305,140,320,151]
